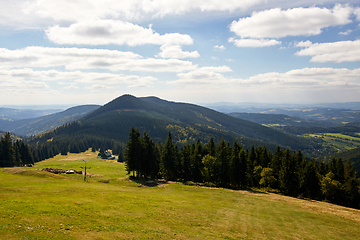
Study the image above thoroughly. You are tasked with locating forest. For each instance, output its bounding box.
[0,132,34,167]
[124,127,360,209]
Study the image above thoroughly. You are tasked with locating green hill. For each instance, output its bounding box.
[1,151,360,239]
[30,95,315,154]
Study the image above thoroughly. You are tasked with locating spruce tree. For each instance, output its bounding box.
[180,144,192,181]
[230,141,242,188]
[247,146,256,187]
[124,127,142,177]
[0,132,15,167]
[160,132,178,181]
[216,139,231,187]
[191,140,203,183]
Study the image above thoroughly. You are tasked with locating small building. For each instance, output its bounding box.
[99,150,115,160]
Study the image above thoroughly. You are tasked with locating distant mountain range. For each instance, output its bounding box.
[0,105,100,136]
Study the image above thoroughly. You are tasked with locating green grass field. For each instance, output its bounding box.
[1,151,360,239]
[307,133,360,152]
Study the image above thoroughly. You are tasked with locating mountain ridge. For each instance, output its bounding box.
[29,94,316,156]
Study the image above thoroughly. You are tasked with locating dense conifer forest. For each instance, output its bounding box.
[124,127,360,209]
[0,132,34,167]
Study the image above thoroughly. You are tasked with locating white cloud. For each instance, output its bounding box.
[174,66,233,85]
[46,19,193,46]
[0,46,197,72]
[229,38,281,47]
[22,0,265,23]
[339,29,352,35]
[295,40,360,63]
[172,67,360,89]
[0,68,158,88]
[157,45,200,59]
[214,45,226,50]
[354,7,360,20]
[230,5,353,39]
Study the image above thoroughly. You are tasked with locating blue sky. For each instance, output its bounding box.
[0,0,359,106]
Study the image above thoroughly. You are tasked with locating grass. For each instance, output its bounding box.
[323,133,360,142]
[1,151,360,239]
[307,133,360,152]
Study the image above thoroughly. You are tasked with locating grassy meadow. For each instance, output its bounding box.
[307,133,360,152]
[1,151,360,239]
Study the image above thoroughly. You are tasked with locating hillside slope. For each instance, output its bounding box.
[229,112,333,127]
[2,105,100,136]
[31,95,316,153]
[1,153,360,239]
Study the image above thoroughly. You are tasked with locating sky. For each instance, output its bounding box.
[0,0,360,106]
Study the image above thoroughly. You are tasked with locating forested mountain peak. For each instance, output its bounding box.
[30,94,316,157]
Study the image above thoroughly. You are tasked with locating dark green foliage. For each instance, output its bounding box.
[160,132,180,181]
[46,126,354,209]
[247,146,256,187]
[191,140,204,183]
[279,148,299,197]
[0,132,34,167]
[124,127,142,177]
[216,139,231,187]
[300,159,321,199]
[180,144,192,181]
[229,141,243,188]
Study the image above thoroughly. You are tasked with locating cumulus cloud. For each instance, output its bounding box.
[172,67,360,89]
[46,19,194,46]
[157,45,200,59]
[214,45,226,50]
[230,5,352,39]
[0,47,197,72]
[295,40,360,63]
[229,38,281,47]
[22,0,265,23]
[173,66,233,85]
[354,7,360,20]
[0,68,157,85]
[339,29,352,35]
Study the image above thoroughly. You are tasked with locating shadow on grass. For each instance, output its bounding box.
[129,176,168,187]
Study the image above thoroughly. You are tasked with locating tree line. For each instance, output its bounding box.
[0,132,34,167]
[125,127,360,209]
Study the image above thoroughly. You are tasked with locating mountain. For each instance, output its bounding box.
[2,105,100,136]
[0,107,62,130]
[30,95,317,155]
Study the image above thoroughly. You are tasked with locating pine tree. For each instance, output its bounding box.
[279,148,299,197]
[191,140,203,183]
[124,127,142,177]
[300,159,320,199]
[247,145,256,187]
[216,139,231,187]
[204,137,216,157]
[0,132,15,167]
[141,132,159,179]
[160,132,179,181]
[180,144,192,181]
[230,141,242,188]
